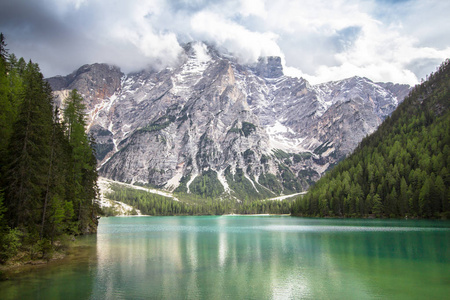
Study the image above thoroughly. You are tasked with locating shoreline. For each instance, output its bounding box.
[0,240,94,281]
[103,213,449,220]
[103,213,292,218]
[0,251,67,280]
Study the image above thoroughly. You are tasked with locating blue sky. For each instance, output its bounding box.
[1,0,449,85]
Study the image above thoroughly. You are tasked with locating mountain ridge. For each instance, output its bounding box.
[291,59,450,218]
[47,42,410,200]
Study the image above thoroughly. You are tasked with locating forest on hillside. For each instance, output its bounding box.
[106,184,293,216]
[0,34,99,264]
[291,59,450,219]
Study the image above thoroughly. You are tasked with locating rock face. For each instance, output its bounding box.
[253,56,284,78]
[48,63,123,115]
[48,42,410,200]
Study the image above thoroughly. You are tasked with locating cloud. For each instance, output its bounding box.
[0,0,184,75]
[0,0,449,85]
[190,10,282,64]
[259,0,450,84]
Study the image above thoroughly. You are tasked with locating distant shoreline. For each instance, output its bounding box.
[102,213,292,218]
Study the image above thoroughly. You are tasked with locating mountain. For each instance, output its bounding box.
[291,59,450,218]
[47,42,410,200]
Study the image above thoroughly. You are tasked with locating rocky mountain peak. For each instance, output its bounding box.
[47,48,410,200]
[253,56,284,78]
[376,81,411,103]
[48,63,123,112]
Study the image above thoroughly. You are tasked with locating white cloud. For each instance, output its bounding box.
[238,0,267,18]
[1,0,449,85]
[298,11,450,84]
[263,0,450,85]
[108,2,183,71]
[192,42,211,63]
[190,10,282,64]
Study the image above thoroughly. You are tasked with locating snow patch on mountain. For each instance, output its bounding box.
[217,169,230,193]
[48,42,411,200]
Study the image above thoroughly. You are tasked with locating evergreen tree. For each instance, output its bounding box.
[63,89,99,233]
[0,33,8,64]
[0,35,100,263]
[40,108,71,240]
[4,61,53,231]
[0,190,6,234]
[292,59,450,219]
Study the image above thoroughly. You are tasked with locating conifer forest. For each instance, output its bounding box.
[0,34,99,263]
[292,60,450,219]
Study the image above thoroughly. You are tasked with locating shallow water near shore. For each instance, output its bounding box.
[1,216,449,299]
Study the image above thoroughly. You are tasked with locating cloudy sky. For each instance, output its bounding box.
[1,0,449,85]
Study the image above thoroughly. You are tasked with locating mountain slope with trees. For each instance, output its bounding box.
[292,59,450,219]
[48,42,409,201]
[0,34,99,264]
[106,183,292,216]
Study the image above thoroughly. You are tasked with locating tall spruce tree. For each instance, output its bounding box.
[40,108,69,240]
[4,61,54,232]
[0,33,7,64]
[0,35,12,173]
[63,89,99,234]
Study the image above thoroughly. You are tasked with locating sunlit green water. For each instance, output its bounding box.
[1,216,449,299]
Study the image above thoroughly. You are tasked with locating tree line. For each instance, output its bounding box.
[0,34,99,263]
[291,59,450,219]
[106,184,292,216]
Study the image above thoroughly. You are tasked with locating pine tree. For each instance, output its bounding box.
[292,59,450,219]
[0,33,8,64]
[40,108,69,241]
[372,194,383,217]
[63,90,99,233]
[0,36,100,263]
[0,190,7,233]
[4,61,54,231]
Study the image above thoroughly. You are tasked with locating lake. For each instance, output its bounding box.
[1,216,449,299]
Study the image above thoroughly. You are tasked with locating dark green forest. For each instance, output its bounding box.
[106,184,292,216]
[291,59,450,219]
[0,34,99,264]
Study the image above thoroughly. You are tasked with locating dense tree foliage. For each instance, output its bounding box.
[188,169,225,199]
[292,60,450,219]
[106,184,292,216]
[0,35,99,263]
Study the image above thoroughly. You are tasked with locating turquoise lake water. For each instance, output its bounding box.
[1,216,449,299]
